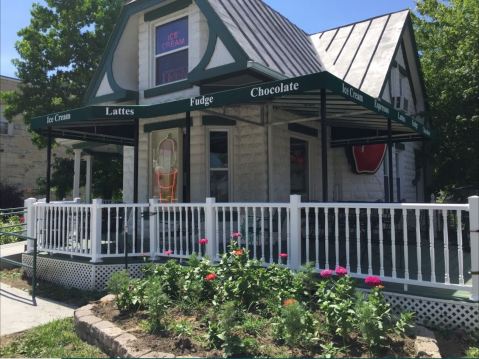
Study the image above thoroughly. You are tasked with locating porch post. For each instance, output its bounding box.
[24,197,37,252]
[90,198,103,263]
[133,118,139,203]
[46,127,52,203]
[289,194,302,270]
[320,89,328,201]
[73,149,82,199]
[85,154,92,203]
[469,196,479,301]
[387,117,394,202]
[184,111,191,202]
[205,197,216,261]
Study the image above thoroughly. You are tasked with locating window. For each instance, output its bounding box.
[290,138,309,199]
[209,131,229,202]
[155,17,188,86]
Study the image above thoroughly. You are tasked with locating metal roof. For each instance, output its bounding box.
[310,10,409,98]
[208,0,323,77]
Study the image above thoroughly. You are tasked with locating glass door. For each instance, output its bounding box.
[290,137,309,200]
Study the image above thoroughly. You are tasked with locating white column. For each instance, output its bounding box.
[24,197,37,252]
[469,196,479,301]
[289,194,302,270]
[149,198,159,261]
[73,149,82,199]
[205,197,216,262]
[85,154,92,203]
[90,198,103,263]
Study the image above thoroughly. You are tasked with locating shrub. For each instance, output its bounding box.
[0,215,24,244]
[168,319,194,350]
[143,260,186,300]
[466,347,479,358]
[273,300,317,348]
[317,273,356,341]
[145,278,169,333]
[107,270,145,312]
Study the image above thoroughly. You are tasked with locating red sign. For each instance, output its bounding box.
[352,144,387,174]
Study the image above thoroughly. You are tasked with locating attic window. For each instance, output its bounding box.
[155,17,188,86]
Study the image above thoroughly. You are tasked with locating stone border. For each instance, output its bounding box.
[76,295,441,358]
[74,295,175,358]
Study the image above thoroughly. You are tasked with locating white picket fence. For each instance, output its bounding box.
[24,196,479,300]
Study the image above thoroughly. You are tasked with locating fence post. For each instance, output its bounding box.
[205,197,216,261]
[149,198,158,260]
[90,199,103,263]
[24,198,37,253]
[289,195,302,270]
[469,196,479,301]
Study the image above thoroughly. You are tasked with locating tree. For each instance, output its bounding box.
[413,0,479,198]
[1,0,123,145]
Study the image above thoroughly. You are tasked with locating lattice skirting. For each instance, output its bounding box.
[22,254,479,333]
[22,254,145,291]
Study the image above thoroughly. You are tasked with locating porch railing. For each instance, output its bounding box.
[24,195,479,300]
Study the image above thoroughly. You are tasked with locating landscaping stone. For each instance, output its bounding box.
[111,333,137,357]
[415,326,441,358]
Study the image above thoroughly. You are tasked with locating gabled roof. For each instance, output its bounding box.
[208,0,323,77]
[310,9,409,98]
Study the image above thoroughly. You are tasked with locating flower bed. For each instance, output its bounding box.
[99,237,416,357]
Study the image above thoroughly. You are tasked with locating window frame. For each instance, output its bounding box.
[150,12,189,88]
[206,128,233,202]
[0,115,13,136]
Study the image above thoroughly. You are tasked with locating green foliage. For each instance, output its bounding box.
[319,342,346,358]
[168,319,194,350]
[145,279,169,333]
[0,318,105,358]
[107,270,145,312]
[0,215,24,245]
[0,0,123,147]
[317,275,356,341]
[413,0,479,196]
[35,154,122,200]
[466,346,479,358]
[273,301,317,348]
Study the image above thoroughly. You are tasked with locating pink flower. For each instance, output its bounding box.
[19,216,25,223]
[204,273,217,281]
[231,232,242,238]
[279,253,288,258]
[199,238,208,245]
[335,266,348,277]
[365,276,383,287]
[164,250,173,256]
[320,269,333,278]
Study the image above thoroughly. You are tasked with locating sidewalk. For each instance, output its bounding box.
[0,282,75,336]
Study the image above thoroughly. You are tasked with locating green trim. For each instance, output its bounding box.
[195,0,249,64]
[88,90,139,105]
[144,0,192,22]
[399,41,418,108]
[188,28,218,80]
[144,118,188,132]
[144,80,193,98]
[288,123,318,137]
[202,116,236,126]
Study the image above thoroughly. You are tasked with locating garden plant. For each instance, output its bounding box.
[106,235,415,357]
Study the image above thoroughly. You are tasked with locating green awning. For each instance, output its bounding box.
[30,71,431,140]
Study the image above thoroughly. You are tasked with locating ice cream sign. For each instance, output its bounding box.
[46,113,71,124]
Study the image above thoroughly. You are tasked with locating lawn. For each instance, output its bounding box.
[0,318,106,358]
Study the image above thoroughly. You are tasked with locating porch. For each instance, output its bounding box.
[23,196,479,301]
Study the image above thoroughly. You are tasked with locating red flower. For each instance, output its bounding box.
[320,269,333,278]
[204,273,217,281]
[232,248,244,256]
[199,238,208,245]
[164,250,173,256]
[282,298,297,307]
[19,216,25,223]
[279,253,288,258]
[231,232,242,238]
[365,276,383,287]
[335,266,348,277]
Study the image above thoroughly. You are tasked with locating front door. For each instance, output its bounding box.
[290,137,309,200]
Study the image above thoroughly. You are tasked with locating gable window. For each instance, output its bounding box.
[155,17,188,86]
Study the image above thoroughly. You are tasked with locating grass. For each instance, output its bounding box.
[0,267,104,307]
[0,318,106,358]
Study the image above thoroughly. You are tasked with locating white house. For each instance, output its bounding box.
[30,0,430,205]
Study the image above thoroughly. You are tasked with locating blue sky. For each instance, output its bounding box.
[0,0,416,78]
